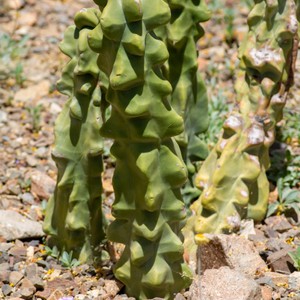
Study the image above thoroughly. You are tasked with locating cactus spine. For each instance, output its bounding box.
[88,0,192,298]
[43,8,106,263]
[156,0,211,203]
[189,0,299,236]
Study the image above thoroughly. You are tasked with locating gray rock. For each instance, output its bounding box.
[0,262,10,271]
[273,220,293,233]
[6,179,22,195]
[260,286,272,300]
[25,263,38,279]
[197,234,267,276]
[9,245,27,258]
[265,238,286,252]
[26,170,55,199]
[267,248,296,274]
[35,147,48,158]
[20,193,35,205]
[9,271,24,286]
[264,228,278,238]
[0,111,8,123]
[1,284,12,296]
[19,278,36,299]
[262,272,289,286]
[0,242,14,252]
[20,288,35,299]
[0,270,9,283]
[264,216,293,233]
[190,267,262,300]
[0,195,23,210]
[289,272,300,290]
[0,210,44,241]
[174,293,185,300]
[113,295,135,300]
[26,155,38,167]
[30,276,45,290]
[255,276,276,289]
[239,219,256,238]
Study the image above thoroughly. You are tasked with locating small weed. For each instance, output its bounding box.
[13,62,26,86]
[267,178,300,218]
[224,8,235,45]
[199,89,232,148]
[44,246,80,269]
[59,251,80,268]
[277,108,300,146]
[26,104,43,132]
[268,147,300,187]
[288,246,300,271]
[41,199,48,215]
[44,245,59,259]
[19,178,31,192]
[0,33,28,86]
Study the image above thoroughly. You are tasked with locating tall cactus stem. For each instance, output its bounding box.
[43,8,106,263]
[156,0,211,203]
[89,0,192,298]
[188,0,299,237]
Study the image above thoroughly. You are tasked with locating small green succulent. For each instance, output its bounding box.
[267,178,300,218]
[288,246,300,271]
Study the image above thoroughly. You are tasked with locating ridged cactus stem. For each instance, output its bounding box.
[88,0,192,298]
[156,1,211,203]
[43,8,106,263]
[189,0,299,237]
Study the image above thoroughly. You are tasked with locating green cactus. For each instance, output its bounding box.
[188,0,299,237]
[156,0,211,204]
[88,0,192,298]
[43,8,107,263]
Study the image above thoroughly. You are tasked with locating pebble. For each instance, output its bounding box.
[1,284,12,296]
[288,272,300,290]
[4,0,25,9]
[0,262,10,271]
[0,111,8,123]
[26,155,38,167]
[267,248,296,274]
[0,210,44,241]
[87,289,100,297]
[9,271,24,286]
[35,147,48,158]
[20,287,35,299]
[0,242,14,252]
[21,192,35,204]
[9,246,27,257]
[25,263,38,279]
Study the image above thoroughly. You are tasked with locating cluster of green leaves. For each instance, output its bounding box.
[268,148,300,188]
[267,106,300,218]
[44,245,80,268]
[278,108,300,146]
[199,88,232,149]
[0,33,28,86]
[267,178,300,218]
[26,104,43,132]
[288,246,300,271]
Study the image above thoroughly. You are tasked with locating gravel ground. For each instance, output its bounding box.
[0,1,299,299]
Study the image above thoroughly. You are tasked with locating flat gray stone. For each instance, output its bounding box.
[190,267,262,300]
[9,271,24,286]
[0,210,44,241]
[289,272,300,290]
[267,248,295,274]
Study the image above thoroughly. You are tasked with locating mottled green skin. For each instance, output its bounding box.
[43,8,106,263]
[156,0,211,203]
[89,0,192,298]
[189,0,299,237]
